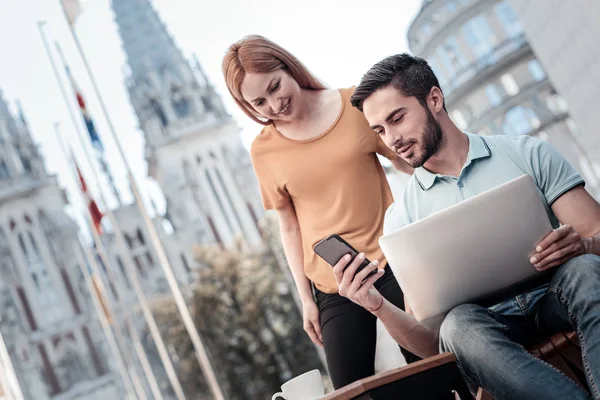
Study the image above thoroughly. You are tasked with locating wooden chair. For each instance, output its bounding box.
[321,352,471,400]
[476,331,587,400]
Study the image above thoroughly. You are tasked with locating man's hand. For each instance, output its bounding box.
[530,225,592,270]
[333,253,385,312]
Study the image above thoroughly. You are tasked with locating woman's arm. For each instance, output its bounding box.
[276,202,323,347]
[276,202,312,302]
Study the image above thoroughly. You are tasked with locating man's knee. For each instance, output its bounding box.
[439,303,484,353]
[552,254,600,290]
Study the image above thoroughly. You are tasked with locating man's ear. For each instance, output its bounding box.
[428,86,445,113]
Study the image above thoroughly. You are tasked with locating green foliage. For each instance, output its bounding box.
[154,218,323,399]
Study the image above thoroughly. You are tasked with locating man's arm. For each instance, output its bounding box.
[333,254,439,358]
[530,185,600,270]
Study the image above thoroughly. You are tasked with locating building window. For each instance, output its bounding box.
[446,1,457,12]
[180,253,191,273]
[0,227,7,249]
[503,106,540,136]
[205,168,234,234]
[500,73,519,96]
[149,98,168,127]
[214,167,243,234]
[18,233,28,256]
[437,36,467,77]
[528,60,546,82]
[61,269,81,314]
[462,14,497,63]
[136,228,145,246]
[172,95,190,119]
[20,153,32,173]
[116,256,130,288]
[57,350,88,389]
[428,57,448,88]
[0,159,9,180]
[495,1,523,38]
[418,22,433,43]
[565,118,579,137]
[124,234,133,249]
[546,92,569,114]
[145,251,154,267]
[24,231,65,324]
[537,130,550,142]
[485,84,502,107]
[134,255,145,277]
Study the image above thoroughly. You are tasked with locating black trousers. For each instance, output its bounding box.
[315,265,421,389]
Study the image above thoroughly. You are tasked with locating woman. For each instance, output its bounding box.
[222,35,417,388]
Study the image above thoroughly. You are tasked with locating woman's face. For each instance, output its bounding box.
[240,69,302,122]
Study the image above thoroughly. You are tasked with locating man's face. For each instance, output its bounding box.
[362,85,443,168]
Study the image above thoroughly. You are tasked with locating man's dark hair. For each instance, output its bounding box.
[351,53,446,112]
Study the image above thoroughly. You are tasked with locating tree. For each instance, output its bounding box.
[154,218,325,399]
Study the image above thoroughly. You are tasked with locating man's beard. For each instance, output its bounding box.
[406,107,443,168]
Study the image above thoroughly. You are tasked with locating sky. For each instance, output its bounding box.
[0,0,422,227]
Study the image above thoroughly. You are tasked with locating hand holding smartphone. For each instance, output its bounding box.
[313,234,378,279]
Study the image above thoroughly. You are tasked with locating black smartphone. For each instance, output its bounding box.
[313,234,378,279]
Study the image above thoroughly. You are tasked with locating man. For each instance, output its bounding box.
[333,53,600,400]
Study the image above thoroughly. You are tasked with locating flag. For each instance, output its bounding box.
[61,0,82,26]
[76,162,104,235]
[55,42,105,152]
[72,79,104,152]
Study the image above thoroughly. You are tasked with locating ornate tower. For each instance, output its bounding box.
[112,0,263,249]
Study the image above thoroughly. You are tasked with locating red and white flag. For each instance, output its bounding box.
[75,162,104,235]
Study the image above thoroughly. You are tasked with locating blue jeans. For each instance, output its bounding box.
[439,254,600,400]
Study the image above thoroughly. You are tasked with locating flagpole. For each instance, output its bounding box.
[50,38,188,400]
[77,243,147,400]
[59,5,226,399]
[72,241,138,399]
[126,319,164,400]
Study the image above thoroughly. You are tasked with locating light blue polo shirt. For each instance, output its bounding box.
[384,132,585,235]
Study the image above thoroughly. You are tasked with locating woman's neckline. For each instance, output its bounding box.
[269,88,345,144]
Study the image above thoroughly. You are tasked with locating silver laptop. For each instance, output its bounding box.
[379,174,553,322]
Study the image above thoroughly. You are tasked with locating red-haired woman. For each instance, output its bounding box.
[222,35,416,388]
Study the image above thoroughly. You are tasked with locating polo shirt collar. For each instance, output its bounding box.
[414,132,491,190]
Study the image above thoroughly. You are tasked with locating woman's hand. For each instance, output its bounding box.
[302,299,323,347]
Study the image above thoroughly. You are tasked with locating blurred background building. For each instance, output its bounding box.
[407,0,600,198]
[0,92,119,399]
[507,0,600,187]
[0,0,265,398]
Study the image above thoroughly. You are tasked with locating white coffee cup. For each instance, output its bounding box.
[271,369,325,400]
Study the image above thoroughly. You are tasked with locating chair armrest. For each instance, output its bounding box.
[321,353,457,400]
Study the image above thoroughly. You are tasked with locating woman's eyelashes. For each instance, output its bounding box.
[270,81,280,93]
